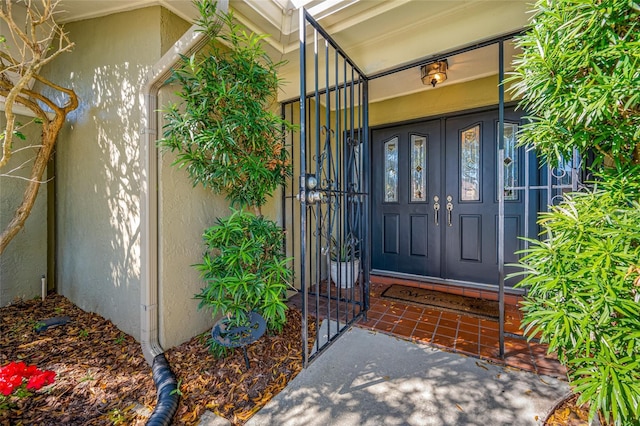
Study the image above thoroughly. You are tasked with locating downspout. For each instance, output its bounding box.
[140,23,210,367]
[139,2,228,424]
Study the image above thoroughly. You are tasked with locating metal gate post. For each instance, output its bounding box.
[497,40,506,360]
[294,9,369,367]
[298,8,309,368]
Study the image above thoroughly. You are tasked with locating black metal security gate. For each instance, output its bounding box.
[281,10,369,366]
[280,24,584,365]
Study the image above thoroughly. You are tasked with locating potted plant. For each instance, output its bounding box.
[328,233,360,289]
[159,0,294,355]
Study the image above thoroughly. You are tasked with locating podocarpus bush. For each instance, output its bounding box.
[160,1,292,215]
[509,1,640,424]
[514,168,640,425]
[159,0,294,353]
[194,209,292,332]
[509,0,639,168]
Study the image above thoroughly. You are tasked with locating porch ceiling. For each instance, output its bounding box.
[55,0,531,102]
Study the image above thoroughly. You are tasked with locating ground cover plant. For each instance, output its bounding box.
[0,295,314,425]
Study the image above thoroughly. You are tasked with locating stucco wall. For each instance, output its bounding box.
[41,7,170,339]
[37,4,284,347]
[0,115,48,305]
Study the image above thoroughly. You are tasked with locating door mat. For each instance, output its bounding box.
[381,285,499,320]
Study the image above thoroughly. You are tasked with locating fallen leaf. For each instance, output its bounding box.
[475,361,489,370]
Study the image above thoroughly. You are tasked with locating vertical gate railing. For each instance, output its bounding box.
[498,146,583,353]
[284,9,369,367]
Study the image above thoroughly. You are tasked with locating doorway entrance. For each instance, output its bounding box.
[371,107,531,287]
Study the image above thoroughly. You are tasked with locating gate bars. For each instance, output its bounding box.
[282,20,582,364]
[283,9,369,367]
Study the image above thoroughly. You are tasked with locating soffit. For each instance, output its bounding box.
[52,0,530,102]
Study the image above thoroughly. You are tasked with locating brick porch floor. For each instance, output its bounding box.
[287,274,567,379]
[358,275,566,379]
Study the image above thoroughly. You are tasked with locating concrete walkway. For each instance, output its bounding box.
[245,326,569,426]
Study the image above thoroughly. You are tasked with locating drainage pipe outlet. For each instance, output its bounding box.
[146,354,179,426]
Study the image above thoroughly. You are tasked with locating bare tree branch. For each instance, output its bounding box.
[0,0,78,254]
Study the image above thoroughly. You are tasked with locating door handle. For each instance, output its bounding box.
[446,195,453,227]
[433,196,440,226]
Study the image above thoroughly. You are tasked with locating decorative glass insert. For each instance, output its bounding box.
[460,125,480,201]
[500,122,519,200]
[410,135,427,202]
[384,137,398,202]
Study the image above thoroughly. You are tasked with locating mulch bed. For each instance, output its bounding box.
[544,394,591,426]
[0,294,315,425]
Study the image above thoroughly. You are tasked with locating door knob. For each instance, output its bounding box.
[446,195,453,227]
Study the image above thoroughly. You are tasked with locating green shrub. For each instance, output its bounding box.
[514,167,640,425]
[158,0,295,355]
[159,0,293,213]
[194,209,292,334]
[509,0,640,168]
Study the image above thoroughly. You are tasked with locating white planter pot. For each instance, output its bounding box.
[329,258,360,289]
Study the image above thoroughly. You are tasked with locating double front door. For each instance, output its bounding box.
[371,108,529,286]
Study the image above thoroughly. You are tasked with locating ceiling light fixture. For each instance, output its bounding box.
[420,60,448,87]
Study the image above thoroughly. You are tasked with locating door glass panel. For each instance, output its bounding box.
[460,125,480,201]
[410,135,427,202]
[500,122,519,200]
[384,137,398,202]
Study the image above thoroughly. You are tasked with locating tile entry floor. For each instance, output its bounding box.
[358,276,566,379]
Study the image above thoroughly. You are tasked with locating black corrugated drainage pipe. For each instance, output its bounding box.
[146,354,179,425]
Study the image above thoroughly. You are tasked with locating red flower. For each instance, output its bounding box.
[0,374,22,396]
[0,361,26,378]
[24,365,40,377]
[0,380,16,396]
[26,371,56,391]
[0,361,56,396]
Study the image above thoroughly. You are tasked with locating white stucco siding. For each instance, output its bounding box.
[32,4,287,347]
[156,100,228,347]
[0,115,48,305]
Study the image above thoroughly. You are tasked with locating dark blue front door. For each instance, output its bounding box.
[371,107,532,287]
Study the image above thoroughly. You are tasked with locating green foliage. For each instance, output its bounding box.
[513,167,640,425]
[169,378,183,396]
[329,233,360,262]
[159,0,293,210]
[509,0,640,167]
[194,209,292,340]
[159,0,295,352]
